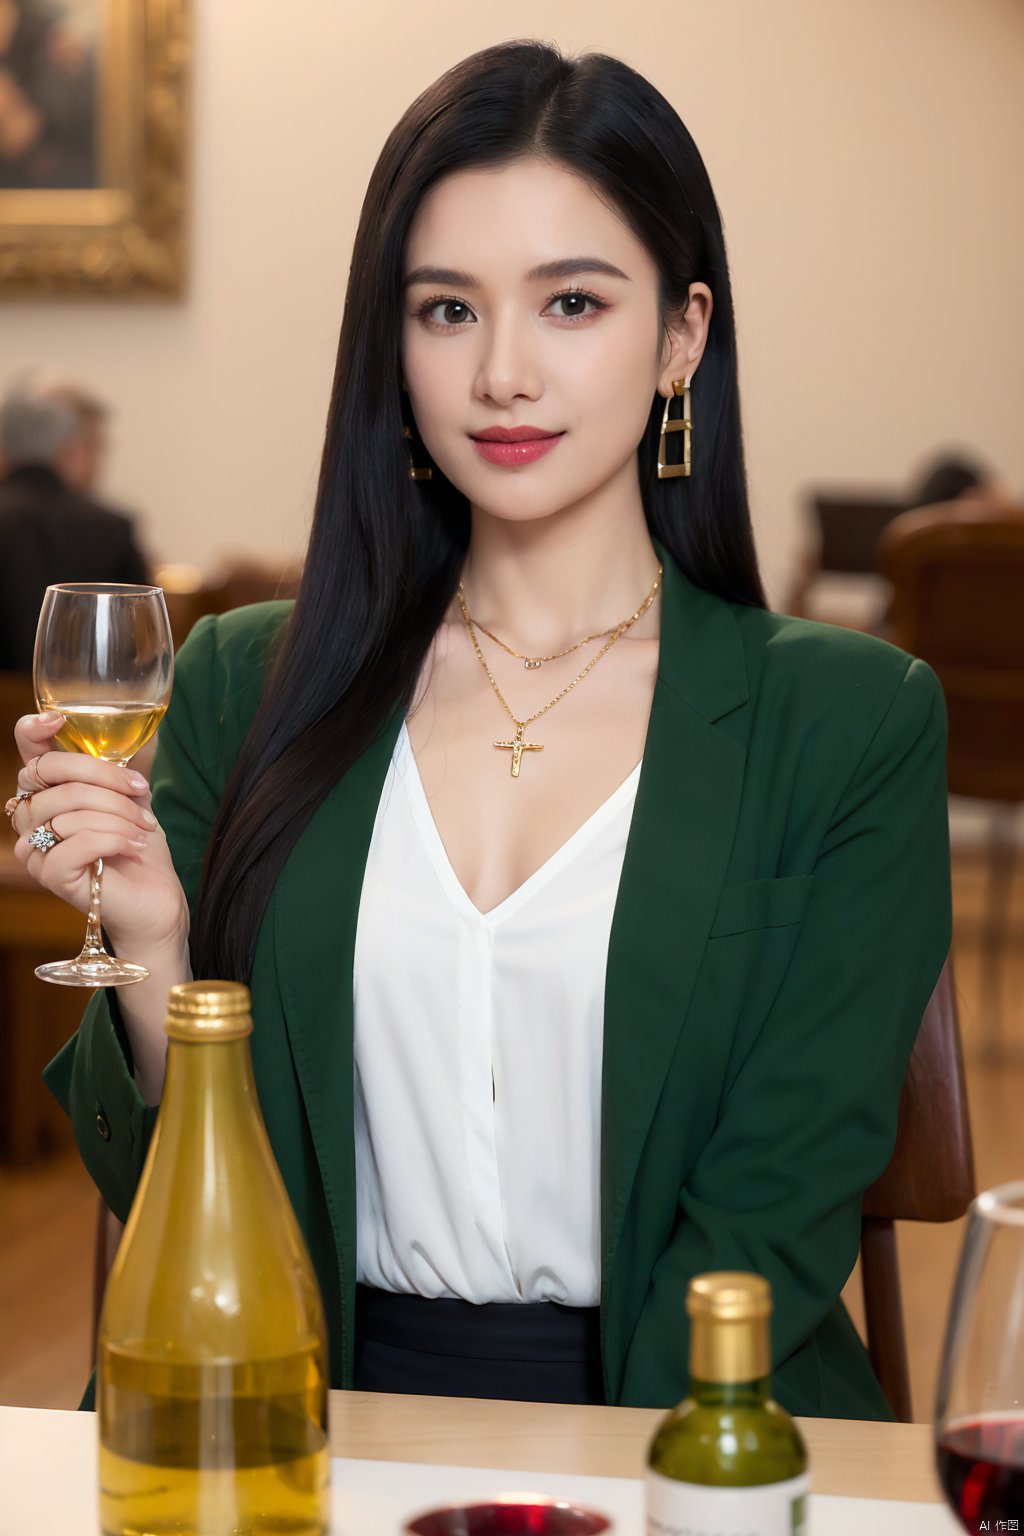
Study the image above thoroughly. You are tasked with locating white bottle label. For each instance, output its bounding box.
[645,1467,811,1536]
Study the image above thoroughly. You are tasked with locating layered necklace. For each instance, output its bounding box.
[456,562,662,778]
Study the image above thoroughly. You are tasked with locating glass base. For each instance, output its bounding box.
[35,955,150,987]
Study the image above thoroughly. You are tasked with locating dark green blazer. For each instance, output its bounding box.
[44,540,952,1419]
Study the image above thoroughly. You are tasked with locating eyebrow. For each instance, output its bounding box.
[402,257,631,290]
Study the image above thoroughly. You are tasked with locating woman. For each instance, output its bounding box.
[8,41,951,1416]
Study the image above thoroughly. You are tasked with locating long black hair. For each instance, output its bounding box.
[193,40,766,983]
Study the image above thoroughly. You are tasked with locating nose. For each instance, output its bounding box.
[472,304,543,406]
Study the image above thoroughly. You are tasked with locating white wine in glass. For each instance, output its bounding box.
[52,702,170,763]
[32,583,174,986]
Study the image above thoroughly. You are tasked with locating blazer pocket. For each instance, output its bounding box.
[709,874,815,939]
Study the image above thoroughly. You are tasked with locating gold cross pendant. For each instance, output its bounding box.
[494,722,544,778]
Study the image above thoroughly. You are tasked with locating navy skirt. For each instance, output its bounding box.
[352,1283,606,1404]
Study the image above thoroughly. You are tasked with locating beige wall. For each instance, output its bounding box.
[2,0,1021,605]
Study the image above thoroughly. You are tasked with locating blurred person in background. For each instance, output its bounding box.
[0,374,150,672]
[909,451,1017,515]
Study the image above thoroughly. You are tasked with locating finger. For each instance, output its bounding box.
[10,781,158,839]
[46,810,158,844]
[17,750,150,799]
[13,710,65,766]
[18,828,151,887]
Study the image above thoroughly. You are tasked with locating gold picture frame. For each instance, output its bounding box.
[0,0,189,298]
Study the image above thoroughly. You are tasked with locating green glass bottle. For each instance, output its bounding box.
[97,981,330,1536]
[645,1272,809,1536]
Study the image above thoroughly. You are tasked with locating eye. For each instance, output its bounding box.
[415,295,476,329]
[546,287,607,322]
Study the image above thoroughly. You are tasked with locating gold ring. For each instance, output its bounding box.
[4,787,32,822]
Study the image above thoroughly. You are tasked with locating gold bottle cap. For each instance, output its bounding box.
[687,1273,772,1383]
[165,980,253,1041]
[687,1272,773,1322]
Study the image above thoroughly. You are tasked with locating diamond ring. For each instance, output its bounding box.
[28,822,63,853]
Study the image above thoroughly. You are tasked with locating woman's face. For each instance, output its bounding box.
[401,157,709,525]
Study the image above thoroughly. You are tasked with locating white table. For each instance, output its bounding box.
[0,1392,961,1534]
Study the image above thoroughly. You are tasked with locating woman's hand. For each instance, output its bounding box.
[7,710,190,958]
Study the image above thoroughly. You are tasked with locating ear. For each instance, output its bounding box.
[53,435,80,484]
[657,281,713,397]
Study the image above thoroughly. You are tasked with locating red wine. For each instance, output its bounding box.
[405,1503,610,1535]
[937,1416,1024,1532]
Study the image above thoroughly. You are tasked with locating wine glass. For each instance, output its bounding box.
[935,1180,1024,1533]
[31,582,174,986]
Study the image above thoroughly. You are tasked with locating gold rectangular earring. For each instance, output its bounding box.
[657,377,692,479]
[403,425,433,481]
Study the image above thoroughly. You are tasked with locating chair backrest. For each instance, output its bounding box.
[863,956,974,1224]
[860,954,975,1419]
[216,560,302,611]
[157,561,303,652]
[878,506,1024,801]
[812,493,910,574]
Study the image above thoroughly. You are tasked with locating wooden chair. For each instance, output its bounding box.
[860,954,975,1421]
[879,507,1024,1057]
[787,491,909,618]
[814,492,911,577]
[156,560,303,651]
[215,558,302,611]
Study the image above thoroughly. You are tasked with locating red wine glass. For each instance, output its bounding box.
[935,1180,1024,1534]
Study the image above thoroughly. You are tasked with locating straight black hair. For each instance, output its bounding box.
[193,40,766,982]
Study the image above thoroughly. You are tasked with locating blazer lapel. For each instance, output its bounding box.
[273,698,404,1375]
[600,540,749,1320]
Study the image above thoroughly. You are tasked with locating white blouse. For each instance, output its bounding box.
[352,720,642,1307]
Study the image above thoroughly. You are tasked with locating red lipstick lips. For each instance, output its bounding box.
[471,425,561,442]
[469,425,565,466]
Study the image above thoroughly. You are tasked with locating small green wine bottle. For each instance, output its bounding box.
[645,1271,809,1536]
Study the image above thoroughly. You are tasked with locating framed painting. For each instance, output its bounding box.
[0,0,189,297]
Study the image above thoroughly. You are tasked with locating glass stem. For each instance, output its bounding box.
[79,858,111,959]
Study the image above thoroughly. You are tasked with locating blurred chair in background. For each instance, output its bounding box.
[873,453,1018,638]
[786,490,908,626]
[157,557,303,651]
[860,954,975,1421]
[787,450,1017,632]
[0,372,150,672]
[879,505,1024,1059]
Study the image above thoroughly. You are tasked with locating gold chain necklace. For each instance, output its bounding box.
[456,562,662,778]
[463,616,618,670]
